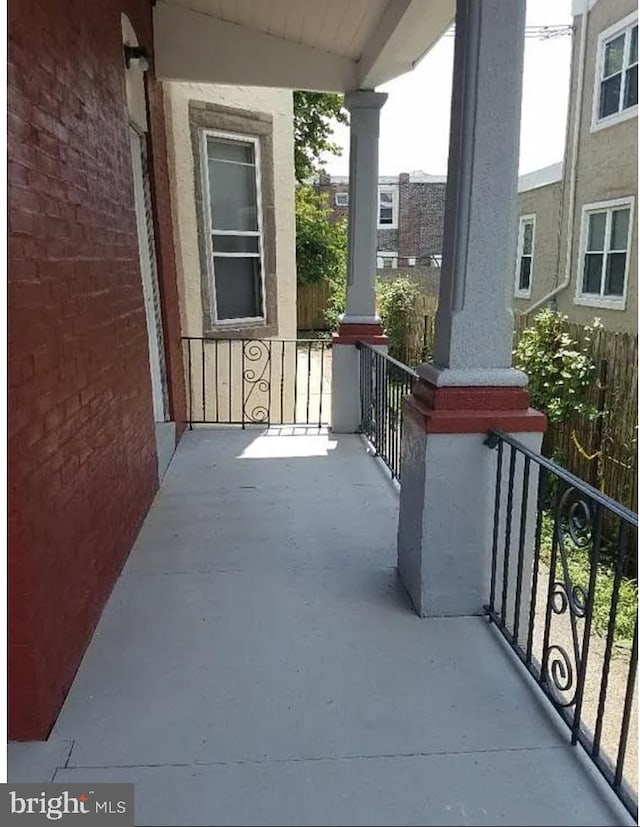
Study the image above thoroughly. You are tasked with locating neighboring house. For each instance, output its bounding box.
[513,0,638,332]
[316,171,446,269]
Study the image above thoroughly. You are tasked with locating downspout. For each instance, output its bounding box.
[521,7,588,316]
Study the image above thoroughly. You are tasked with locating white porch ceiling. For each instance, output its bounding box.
[154,0,455,92]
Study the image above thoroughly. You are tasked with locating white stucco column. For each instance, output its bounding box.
[396,0,547,617]
[422,0,527,389]
[331,89,388,433]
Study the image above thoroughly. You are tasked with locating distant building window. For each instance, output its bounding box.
[335,192,349,207]
[593,14,638,130]
[576,199,633,308]
[377,186,398,229]
[514,215,535,298]
[408,257,416,267]
[377,251,398,269]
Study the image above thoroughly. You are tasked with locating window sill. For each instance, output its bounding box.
[514,290,531,300]
[573,296,627,311]
[591,105,638,133]
[204,319,277,339]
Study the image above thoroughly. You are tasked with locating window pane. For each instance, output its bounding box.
[522,222,534,255]
[379,207,393,224]
[212,235,259,254]
[604,33,625,77]
[214,257,263,320]
[630,25,638,65]
[610,208,630,250]
[380,191,393,205]
[624,64,638,108]
[604,252,626,296]
[209,158,258,231]
[519,257,531,291]
[207,137,254,165]
[587,212,607,250]
[582,253,603,293]
[600,75,622,117]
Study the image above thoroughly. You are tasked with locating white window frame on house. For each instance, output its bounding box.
[335,192,348,207]
[377,251,398,269]
[514,214,536,299]
[199,128,266,326]
[591,12,638,132]
[377,186,398,229]
[574,197,634,310]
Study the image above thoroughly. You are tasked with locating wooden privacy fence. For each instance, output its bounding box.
[398,309,637,511]
[513,318,637,511]
[297,281,333,330]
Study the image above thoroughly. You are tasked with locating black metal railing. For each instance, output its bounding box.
[182,337,331,427]
[357,341,418,481]
[485,428,638,818]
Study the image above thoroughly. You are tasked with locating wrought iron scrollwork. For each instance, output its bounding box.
[543,487,595,707]
[242,340,271,423]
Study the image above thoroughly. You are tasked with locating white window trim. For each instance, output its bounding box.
[335,192,348,207]
[199,129,266,327]
[377,186,398,230]
[514,214,536,299]
[377,251,398,269]
[591,11,638,133]
[574,196,634,310]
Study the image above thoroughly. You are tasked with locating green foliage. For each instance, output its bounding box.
[324,276,346,330]
[293,91,348,183]
[376,278,422,360]
[513,309,598,425]
[295,185,347,287]
[539,513,637,644]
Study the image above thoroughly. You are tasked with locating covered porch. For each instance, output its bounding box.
[10,428,632,826]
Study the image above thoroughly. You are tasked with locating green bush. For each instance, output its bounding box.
[376,278,422,361]
[513,309,598,425]
[295,185,347,287]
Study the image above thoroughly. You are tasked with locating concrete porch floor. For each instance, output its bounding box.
[10,429,634,826]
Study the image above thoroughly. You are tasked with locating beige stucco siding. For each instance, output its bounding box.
[514,182,563,314]
[559,0,638,331]
[163,82,297,340]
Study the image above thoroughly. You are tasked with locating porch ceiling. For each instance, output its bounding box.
[154,0,455,91]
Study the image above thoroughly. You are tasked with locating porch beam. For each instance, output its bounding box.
[153,1,357,92]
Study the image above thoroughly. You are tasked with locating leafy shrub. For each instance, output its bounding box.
[513,309,598,425]
[376,278,422,361]
[295,185,347,286]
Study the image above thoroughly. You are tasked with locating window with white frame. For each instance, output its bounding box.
[577,199,633,306]
[335,192,348,207]
[377,187,398,228]
[594,15,638,128]
[201,131,265,324]
[376,251,398,269]
[514,215,535,297]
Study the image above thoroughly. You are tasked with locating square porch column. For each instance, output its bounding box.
[331,90,388,433]
[397,0,546,616]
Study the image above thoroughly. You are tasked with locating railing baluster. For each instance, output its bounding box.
[500,446,517,626]
[228,339,232,424]
[489,440,503,617]
[214,339,219,423]
[293,341,298,424]
[593,521,628,756]
[187,338,193,429]
[513,455,530,644]
[319,342,325,429]
[615,615,637,789]
[306,341,311,425]
[201,337,205,423]
[280,340,285,423]
[526,467,548,665]
[267,340,272,427]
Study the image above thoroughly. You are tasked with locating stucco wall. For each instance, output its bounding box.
[513,182,563,314]
[558,0,638,331]
[163,83,297,340]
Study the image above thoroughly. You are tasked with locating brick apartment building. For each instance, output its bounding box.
[316,171,446,269]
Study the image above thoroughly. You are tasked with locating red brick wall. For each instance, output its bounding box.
[8,0,186,739]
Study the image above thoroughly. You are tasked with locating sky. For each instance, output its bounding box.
[322,0,574,177]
